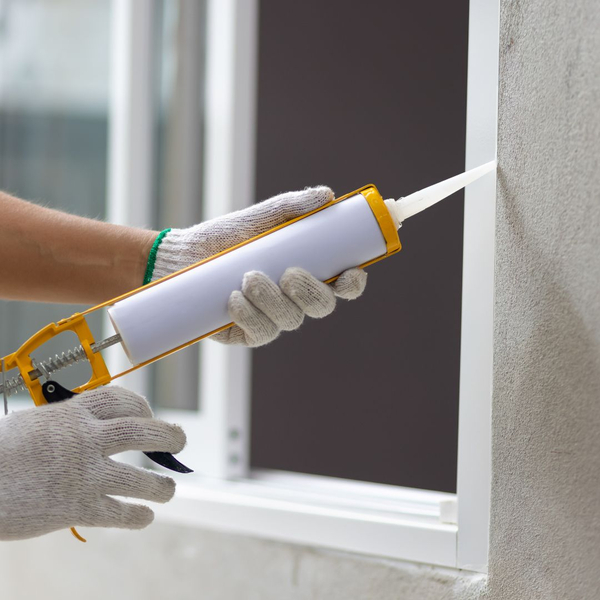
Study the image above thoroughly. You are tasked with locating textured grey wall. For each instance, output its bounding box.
[488,0,600,597]
[0,524,485,600]
[0,1,598,598]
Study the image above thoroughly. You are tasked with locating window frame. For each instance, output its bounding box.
[110,0,499,572]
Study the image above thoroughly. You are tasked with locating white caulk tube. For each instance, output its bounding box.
[108,191,391,365]
[108,162,495,366]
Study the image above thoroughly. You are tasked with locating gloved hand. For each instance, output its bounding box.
[148,187,367,347]
[0,386,185,541]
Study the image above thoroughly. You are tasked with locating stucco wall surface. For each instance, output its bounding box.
[0,524,486,600]
[488,0,600,598]
[0,1,598,599]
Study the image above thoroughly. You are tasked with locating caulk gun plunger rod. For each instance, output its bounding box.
[390,160,496,225]
[0,334,123,398]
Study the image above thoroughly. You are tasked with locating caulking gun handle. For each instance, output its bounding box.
[41,381,193,474]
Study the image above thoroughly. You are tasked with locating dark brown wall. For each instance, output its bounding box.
[251,0,469,492]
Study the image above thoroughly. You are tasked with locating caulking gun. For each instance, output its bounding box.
[0,160,495,539]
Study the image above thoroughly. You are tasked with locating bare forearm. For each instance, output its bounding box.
[0,191,158,304]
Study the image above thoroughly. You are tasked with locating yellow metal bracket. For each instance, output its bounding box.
[1,313,110,407]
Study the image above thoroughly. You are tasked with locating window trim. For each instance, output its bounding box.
[159,469,458,568]
[455,0,499,573]
[104,0,157,403]
[132,0,500,572]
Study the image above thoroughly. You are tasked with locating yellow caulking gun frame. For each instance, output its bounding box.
[1,184,400,408]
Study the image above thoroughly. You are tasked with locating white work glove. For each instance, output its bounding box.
[0,386,186,541]
[150,187,367,347]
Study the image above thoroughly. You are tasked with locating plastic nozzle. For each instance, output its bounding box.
[388,161,496,226]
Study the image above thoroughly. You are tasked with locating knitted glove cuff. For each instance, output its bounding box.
[143,228,171,284]
[147,227,199,282]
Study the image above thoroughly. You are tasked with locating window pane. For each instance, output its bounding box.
[251,1,469,493]
[0,1,207,411]
[0,0,110,394]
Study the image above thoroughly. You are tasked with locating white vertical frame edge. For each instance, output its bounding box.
[105,0,156,399]
[194,0,259,478]
[457,0,500,573]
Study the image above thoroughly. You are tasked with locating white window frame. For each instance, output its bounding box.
[109,0,499,572]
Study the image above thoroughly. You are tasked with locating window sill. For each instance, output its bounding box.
[155,469,458,568]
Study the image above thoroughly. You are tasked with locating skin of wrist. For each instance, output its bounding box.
[0,189,160,304]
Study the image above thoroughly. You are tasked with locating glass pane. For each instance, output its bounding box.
[0,0,207,412]
[251,1,469,493]
[0,0,110,399]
